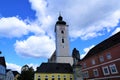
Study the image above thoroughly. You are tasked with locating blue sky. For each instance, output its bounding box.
[0,0,120,72]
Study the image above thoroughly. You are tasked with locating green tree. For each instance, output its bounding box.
[18,64,34,80]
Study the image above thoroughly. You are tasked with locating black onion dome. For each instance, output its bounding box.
[58,15,63,21]
[56,15,66,25]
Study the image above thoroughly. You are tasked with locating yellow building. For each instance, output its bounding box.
[34,63,74,80]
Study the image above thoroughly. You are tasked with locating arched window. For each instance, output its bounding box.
[61,30,64,34]
[62,39,64,43]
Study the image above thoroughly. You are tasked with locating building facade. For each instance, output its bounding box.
[6,69,14,80]
[34,63,74,80]
[79,32,120,80]
[48,15,73,65]
[0,57,6,80]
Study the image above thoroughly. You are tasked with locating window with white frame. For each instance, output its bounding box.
[83,71,89,78]
[109,64,118,74]
[38,76,41,80]
[93,69,99,77]
[51,75,54,80]
[102,66,110,75]
[106,53,112,59]
[91,59,95,65]
[70,75,72,80]
[99,56,104,62]
[58,75,60,80]
[45,75,48,80]
[63,75,66,80]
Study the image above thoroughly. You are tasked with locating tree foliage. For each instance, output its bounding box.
[18,64,34,80]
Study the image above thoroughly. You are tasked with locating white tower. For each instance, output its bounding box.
[54,15,73,64]
[55,15,69,56]
[48,15,73,65]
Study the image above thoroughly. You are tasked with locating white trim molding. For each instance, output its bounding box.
[82,58,120,71]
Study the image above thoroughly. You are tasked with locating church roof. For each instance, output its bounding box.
[36,63,73,73]
[56,15,66,25]
[82,31,120,60]
[0,57,6,67]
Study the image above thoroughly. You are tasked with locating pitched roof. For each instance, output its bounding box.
[0,57,6,67]
[36,63,73,73]
[82,31,120,60]
[6,69,11,72]
[12,71,20,76]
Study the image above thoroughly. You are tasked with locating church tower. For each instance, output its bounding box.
[55,15,70,57]
[48,15,73,65]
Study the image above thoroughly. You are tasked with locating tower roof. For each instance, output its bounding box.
[56,15,66,25]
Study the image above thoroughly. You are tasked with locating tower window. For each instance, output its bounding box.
[62,39,64,43]
[61,30,64,34]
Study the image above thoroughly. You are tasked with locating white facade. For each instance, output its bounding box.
[56,56,73,65]
[0,65,6,80]
[55,24,70,57]
[55,16,73,65]
[6,70,14,80]
[48,15,73,65]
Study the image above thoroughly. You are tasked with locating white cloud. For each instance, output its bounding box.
[6,62,21,73]
[0,17,29,38]
[0,0,120,59]
[29,0,120,40]
[112,27,120,35]
[81,45,95,59]
[14,35,55,58]
[29,0,55,39]
[6,62,39,73]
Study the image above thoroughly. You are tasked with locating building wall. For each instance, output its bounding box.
[0,65,6,80]
[34,73,74,80]
[55,24,70,57]
[80,43,120,80]
[6,70,14,80]
[56,56,73,65]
